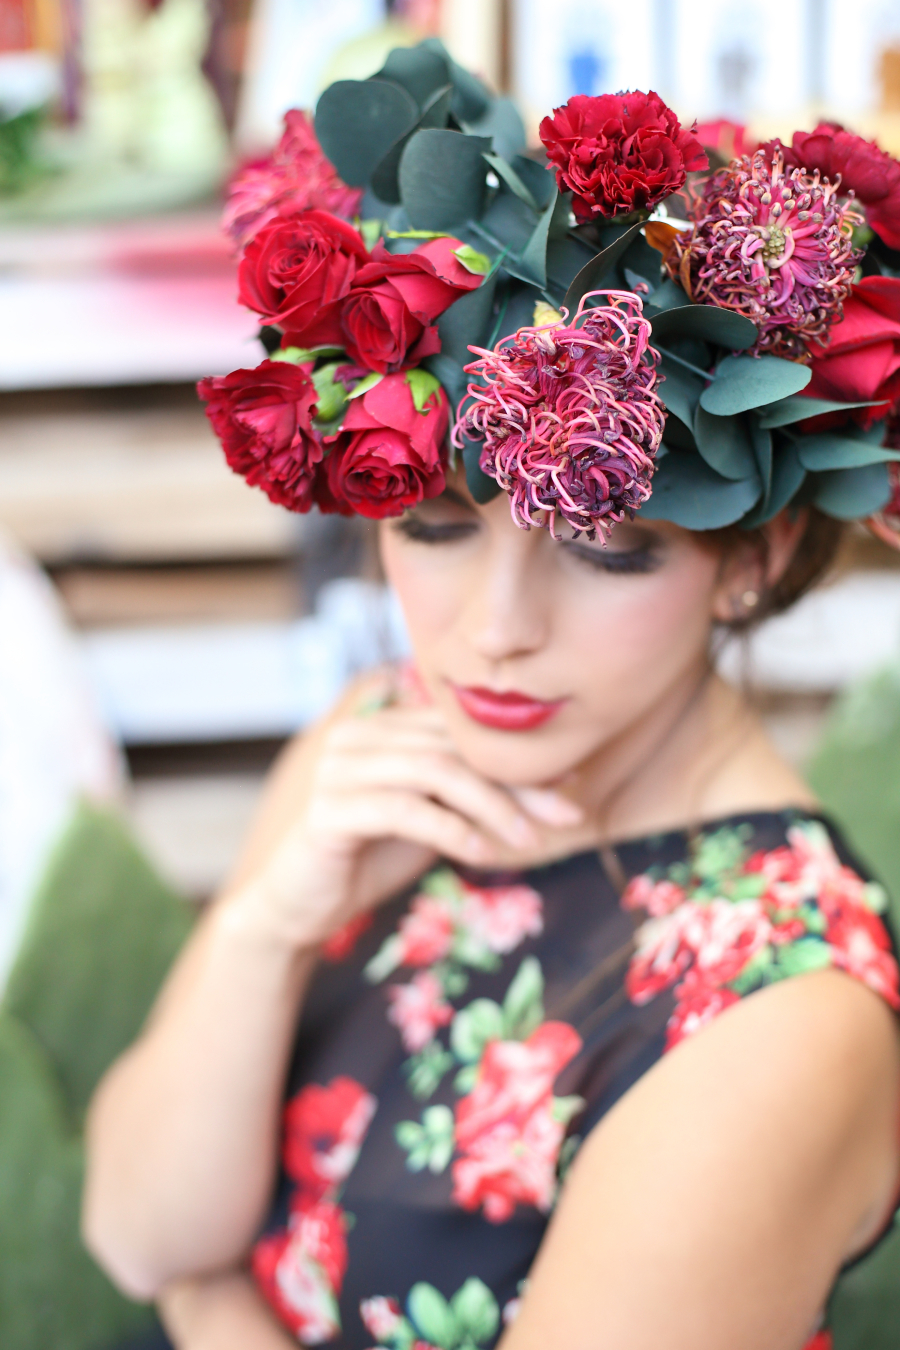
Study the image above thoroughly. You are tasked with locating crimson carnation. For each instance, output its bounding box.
[666,150,861,359]
[223,110,363,253]
[197,360,322,513]
[455,291,665,538]
[238,209,369,348]
[320,371,449,519]
[765,122,900,252]
[539,90,707,223]
[340,237,484,374]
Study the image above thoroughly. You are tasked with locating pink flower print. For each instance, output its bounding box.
[682,899,773,987]
[826,902,900,1008]
[283,1077,377,1202]
[452,1022,582,1222]
[387,971,454,1052]
[665,970,741,1050]
[459,881,543,954]
[396,895,455,966]
[252,1199,347,1343]
[626,908,694,1005]
[621,873,686,918]
[360,1295,404,1341]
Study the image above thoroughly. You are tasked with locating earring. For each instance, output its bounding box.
[740,589,759,610]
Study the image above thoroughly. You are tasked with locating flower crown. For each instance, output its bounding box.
[199,41,900,545]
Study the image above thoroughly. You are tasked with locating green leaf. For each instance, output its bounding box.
[649,305,757,351]
[404,1040,455,1100]
[454,1064,478,1093]
[395,1120,424,1149]
[399,129,492,230]
[693,407,758,481]
[551,1094,585,1125]
[310,362,351,423]
[482,152,538,210]
[513,187,570,290]
[436,270,498,365]
[405,367,443,412]
[450,1280,500,1345]
[364,932,404,983]
[271,345,344,363]
[359,218,383,251]
[750,415,773,501]
[423,352,468,410]
[646,277,690,313]
[657,352,704,426]
[453,243,492,275]
[757,395,886,428]
[637,449,762,528]
[450,998,504,1063]
[408,1283,460,1350]
[740,441,806,527]
[418,38,491,122]
[814,462,893,519]
[371,84,454,205]
[561,221,644,315]
[700,354,812,416]
[315,78,419,187]
[775,938,833,979]
[796,434,900,471]
[511,154,555,208]
[376,43,450,109]
[464,96,527,162]
[461,435,501,503]
[347,371,384,400]
[501,956,544,1040]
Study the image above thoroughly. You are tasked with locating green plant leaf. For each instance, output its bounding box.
[453,243,492,274]
[796,434,900,471]
[700,354,812,416]
[423,352,469,410]
[436,270,498,366]
[501,956,544,1039]
[646,277,690,313]
[408,1283,460,1350]
[450,1280,500,1345]
[464,96,527,161]
[450,998,504,1063]
[740,441,806,527]
[271,345,345,364]
[693,407,758,481]
[511,154,555,208]
[637,449,762,528]
[649,305,756,350]
[750,415,773,501]
[418,37,491,122]
[814,462,893,519]
[376,43,450,108]
[315,78,419,186]
[657,352,704,426]
[512,187,570,290]
[756,395,886,428]
[560,221,643,315]
[371,84,455,204]
[482,152,538,210]
[309,362,352,424]
[399,129,492,229]
[347,371,384,400]
[405,368,443,412]
[461,436,501,503]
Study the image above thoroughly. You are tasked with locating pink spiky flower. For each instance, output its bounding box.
[454,291,665,539]
[666,149,861,359]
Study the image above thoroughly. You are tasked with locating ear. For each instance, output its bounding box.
[711,509,808,624]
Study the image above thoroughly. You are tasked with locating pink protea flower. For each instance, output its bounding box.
[666,149,861,359]
[455,291,665,539]
[223,110,363,252]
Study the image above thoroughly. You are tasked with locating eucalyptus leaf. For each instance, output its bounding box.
[658,352,704,427]
[700,354,812,415]
[646,277,689,313]
[637,450,762,528]
[399,129,491,229]
[418,37,491,122]
[462,436,501,503]
[649,305,756,351]
[693,407,758,481]
[423,352,468,408]
[376,43,450,108]
[515,187,570,289]
[371,84,453,204]
[464,97,527,161]
[477,189,537,255]
[561,222,643,315]
[436,270,498,364]
[797,435,900,472]
[482,152,538,210]
[512,154,555,208]
[750,415,773,501]
[740,442,806,527]
[315,79,418,186]
[813,462,893,519]
[757,394,885,429]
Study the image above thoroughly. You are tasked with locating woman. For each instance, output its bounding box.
[83,45,900,1350]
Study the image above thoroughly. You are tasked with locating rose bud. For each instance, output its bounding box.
[539,90,708,223]
[339,237,484,374]
[237,209,370,348]
[197,360,322,513]
[318,370,449,518]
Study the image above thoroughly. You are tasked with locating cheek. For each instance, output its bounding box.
[379,529,469,661]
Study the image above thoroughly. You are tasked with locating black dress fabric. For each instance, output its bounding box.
[243,810,900,1349]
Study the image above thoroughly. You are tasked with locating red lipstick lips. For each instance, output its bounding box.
[450,683,566,731]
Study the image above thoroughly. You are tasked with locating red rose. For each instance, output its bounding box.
[767,123,900,251]
[237,209,369,347]
[340,237,483,374]
[197,360,322,512]
[282,1076,376,1201]
[805,276,900,428]
[251,1199,348,1342]
[539,90,708,223]
[321,371,449,519]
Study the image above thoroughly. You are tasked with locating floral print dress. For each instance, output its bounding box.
[251,812,900,1350]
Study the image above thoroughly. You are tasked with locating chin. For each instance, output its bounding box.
[444,715,587,787]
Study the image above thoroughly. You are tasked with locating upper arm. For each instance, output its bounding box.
[501,971,900,1350]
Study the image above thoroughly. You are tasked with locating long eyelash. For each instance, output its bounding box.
[563,543,660,575]
[393,515,477,545]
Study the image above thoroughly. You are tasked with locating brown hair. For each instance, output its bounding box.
[704,508,846,633]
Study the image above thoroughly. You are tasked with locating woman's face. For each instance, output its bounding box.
[379,470,735,787]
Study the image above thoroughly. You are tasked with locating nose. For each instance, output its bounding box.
[462,514,551,666]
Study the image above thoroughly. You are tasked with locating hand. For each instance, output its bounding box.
[159,1270,297,1349]
[223,668,583,951]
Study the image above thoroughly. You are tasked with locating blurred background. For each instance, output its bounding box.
[3,1,900,1346]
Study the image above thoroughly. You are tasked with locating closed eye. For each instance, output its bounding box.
[561,540,661,575]
[392,514,479,545]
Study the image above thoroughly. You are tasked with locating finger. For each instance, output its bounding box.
[320,751,540,849]
[511,785,585,827]
[312,789,498,866]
